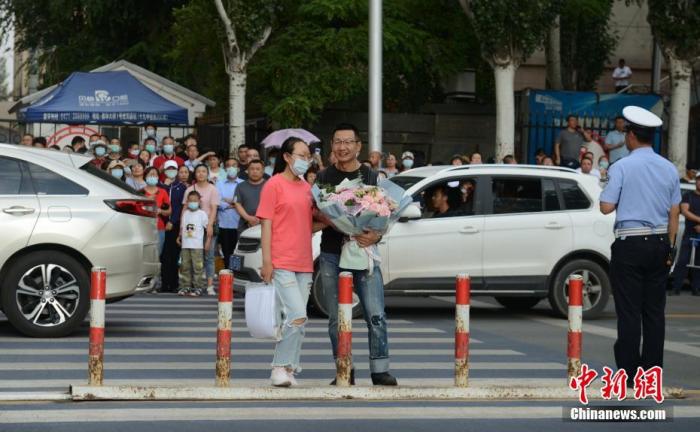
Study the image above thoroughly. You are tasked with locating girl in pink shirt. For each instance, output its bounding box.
[257,137,323,387]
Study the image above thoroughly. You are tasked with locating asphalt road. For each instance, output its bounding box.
[1,291,699,431]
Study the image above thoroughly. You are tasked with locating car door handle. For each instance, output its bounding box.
[545,222,564,230]
[3,206,36,216]
[459,226,479,234]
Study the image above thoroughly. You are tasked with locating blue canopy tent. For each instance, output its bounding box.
[18,71,189,125]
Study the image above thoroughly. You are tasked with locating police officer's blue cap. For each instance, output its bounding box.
[622,106,662,129]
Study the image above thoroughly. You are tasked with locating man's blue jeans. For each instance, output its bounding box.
[319,252,390,373]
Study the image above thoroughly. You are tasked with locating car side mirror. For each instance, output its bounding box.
[398,203,421,222]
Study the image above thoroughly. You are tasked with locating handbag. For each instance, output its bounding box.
[245,283,281,341]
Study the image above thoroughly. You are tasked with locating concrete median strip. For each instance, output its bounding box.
[68,383,685,402]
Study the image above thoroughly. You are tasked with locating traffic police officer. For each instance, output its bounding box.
[600,106,681,381]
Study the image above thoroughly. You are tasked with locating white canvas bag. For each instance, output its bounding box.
[244,283,281,341]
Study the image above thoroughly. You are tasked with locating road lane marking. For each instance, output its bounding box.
[0,348,517,356]
[99,317,416,325]
[529,316,700,359]
[84,326,444,334]
[0,336,482,344]
[1,406,697,422]
[0,378,569,389]
[0,362,564,371]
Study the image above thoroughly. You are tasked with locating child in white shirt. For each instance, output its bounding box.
[177,191,211,296]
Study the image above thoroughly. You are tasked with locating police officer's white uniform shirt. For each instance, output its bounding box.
[600,147,681,230]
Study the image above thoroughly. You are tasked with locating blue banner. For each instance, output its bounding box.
[525,90,663,164]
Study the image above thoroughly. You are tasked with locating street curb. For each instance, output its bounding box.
[69,385,686,402]
[0,392,72,402]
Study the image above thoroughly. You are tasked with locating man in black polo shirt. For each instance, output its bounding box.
[671,172,700,296]
[315,123,397,386]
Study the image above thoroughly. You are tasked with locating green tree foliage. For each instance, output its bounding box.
[244,0,478,127]
[462,0,562,67]
[3,0,487,127]
[167,0,228,110]
[0,0,187,86]
[560,0,617,91]
[647,0,700,61]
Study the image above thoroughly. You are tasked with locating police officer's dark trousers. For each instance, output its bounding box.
[610,234,670,379]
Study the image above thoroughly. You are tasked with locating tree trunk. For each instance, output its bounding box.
[546,16,563,90]
[228,70,247,155]
[493,63,517,162]
[666,53,692,174]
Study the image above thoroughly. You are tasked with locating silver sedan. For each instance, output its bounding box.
[0,144,159,337]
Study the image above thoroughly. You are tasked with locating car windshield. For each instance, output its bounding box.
[388,176,424,191]
[79,161,140,195]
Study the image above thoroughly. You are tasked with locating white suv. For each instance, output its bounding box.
[233,165,616,319]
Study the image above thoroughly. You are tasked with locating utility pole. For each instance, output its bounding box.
[369,0,382,153]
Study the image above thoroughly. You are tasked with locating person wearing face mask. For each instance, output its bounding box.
[183,164,221,295]
[126,143,141,160]
[143,166,172,263]
[153,136,185,179]
[107,138,123,162]
[400,151,415,172]
[144,123,161,144]
[90,141,109,169]
[177,191,211,297]
[257,137,325,387]
[160,163,189,293]
[216,158,244,271]
[143,138,158,158]
[314,123,397,387]
[107,160,126,181]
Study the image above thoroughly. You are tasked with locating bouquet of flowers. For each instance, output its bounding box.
[312,177,413,273]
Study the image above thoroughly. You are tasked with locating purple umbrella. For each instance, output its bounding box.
[261,128,321,148]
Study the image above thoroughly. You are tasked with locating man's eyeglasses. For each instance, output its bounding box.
[332,139,358,146]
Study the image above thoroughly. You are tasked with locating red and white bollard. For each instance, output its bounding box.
[335,272,354,387]
[215,270,234,387]
[455,273,471,387]
[567,274,584,381]
[88,266,106,386]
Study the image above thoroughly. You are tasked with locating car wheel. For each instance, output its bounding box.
[495,296,542,311]
[1,251,90,337]
[548,259,610,319]
[308,270,363,319]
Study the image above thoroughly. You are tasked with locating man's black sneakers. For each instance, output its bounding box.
[371,372,398,386]
[330,368,355,385]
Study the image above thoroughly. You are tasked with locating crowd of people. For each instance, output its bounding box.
[17,114,697,300]
[16,112,699,386]
[18,124,282,297]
